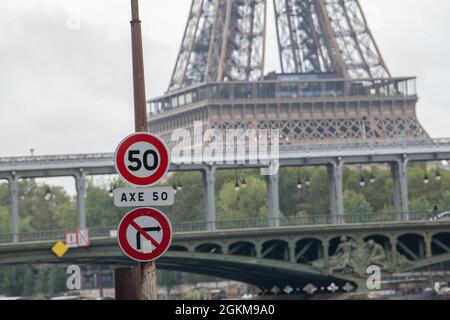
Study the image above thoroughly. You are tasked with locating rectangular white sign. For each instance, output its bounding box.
[113,187,175,207]
[65,232,78,248]
[77,228,90,247]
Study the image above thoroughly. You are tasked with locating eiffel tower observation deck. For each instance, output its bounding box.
[148,0,428,146]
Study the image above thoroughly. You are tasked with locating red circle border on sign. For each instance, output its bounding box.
[118,207,172,262]
[115,132,169,186]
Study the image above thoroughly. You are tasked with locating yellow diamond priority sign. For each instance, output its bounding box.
[52,240,69,258]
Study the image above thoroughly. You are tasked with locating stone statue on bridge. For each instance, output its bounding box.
[312,237,412,278]
[327,236,357,274]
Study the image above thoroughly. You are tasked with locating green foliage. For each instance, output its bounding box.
[0,206,11,234]
[438,191,450,211]
[0,266,26,296]
[85,178,127,227]
[163,172,205,222]
[22,268,35,297]
[343,190,373,216]
[34,266,50,295]
[217,176,267,220]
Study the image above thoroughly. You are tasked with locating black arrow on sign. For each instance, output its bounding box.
[136,226,161,250]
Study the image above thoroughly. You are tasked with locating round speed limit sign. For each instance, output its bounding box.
[115,132,170,186]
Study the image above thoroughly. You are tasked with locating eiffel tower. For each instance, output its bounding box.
[148,0,428,145]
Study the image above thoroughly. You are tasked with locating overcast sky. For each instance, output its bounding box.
[0,0,449,159]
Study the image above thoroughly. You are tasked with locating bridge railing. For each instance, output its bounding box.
[0,211,441,245]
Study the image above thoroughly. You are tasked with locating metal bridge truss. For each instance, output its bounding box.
[1,222,449,290]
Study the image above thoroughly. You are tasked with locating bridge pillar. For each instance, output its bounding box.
[425,232,432,258]
[399,157,410,221]
[390,162,402,221]
[327,164,337,223]
[202,167,216,231]
[390,237,398,266]
[75,172,87,229]
[322,239,329,269]
[266,173,280,227]
[8,175,19,243]
[289,241,296,263]
[328,160,344,224]
[255,241,263,258]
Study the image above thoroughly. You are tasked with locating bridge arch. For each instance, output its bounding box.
[396,233,425,261]
[294,238,323,264]
[431,232,450,256]
[194,243,223,254]
[228,241,257,257]
[262,239,290,261]
[169,245,189,252]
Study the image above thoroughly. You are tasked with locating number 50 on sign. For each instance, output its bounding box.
[115,132,170,186]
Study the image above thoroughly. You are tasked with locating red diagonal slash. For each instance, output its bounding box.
[130,220,160,249]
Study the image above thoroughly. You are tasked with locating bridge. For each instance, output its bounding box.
[1,138,450,239]
[0,215,449,290]
[1,139,450,290]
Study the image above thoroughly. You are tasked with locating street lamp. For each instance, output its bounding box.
[44,186,52,201]
[297,177,303,190]
[305,176,311,187]
[241,178,247,188]
[234,181,240,192]
[359,176,366,187]
[172,183,178,194]
[435,170,442,181]
[176,181,183,191]
[423,173,429,185]
[369,172,376,184]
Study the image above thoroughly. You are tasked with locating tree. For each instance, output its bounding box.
[217,176,267,221]
[0,266,26,296]
[48,265,67,295]
[163,172,205,223]
[344,190,373,220]
[0,206,10,234]
[22,267,35,297]
[85,178,127,227]
[438,191,450,211]
[409,196,431,213]
[34,266,50,295]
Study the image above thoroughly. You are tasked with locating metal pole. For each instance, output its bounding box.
[130,0,148,133]
[202,167,216,231]
[129,0,157,301]
[9,175,19,243]
[75,172,86,229]
[266,173,280,227]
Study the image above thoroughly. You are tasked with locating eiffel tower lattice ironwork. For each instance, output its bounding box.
[149,0,428,145]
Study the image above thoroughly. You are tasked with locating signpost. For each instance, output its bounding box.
[114,0,173,300]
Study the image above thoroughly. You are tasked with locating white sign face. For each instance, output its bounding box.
[113,187,175,207]
[109,230,118,238]
[65,232,78,248]
[77,228,90,247]
[65,229,90,248]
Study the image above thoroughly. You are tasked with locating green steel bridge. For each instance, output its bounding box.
[1,214,449,290]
